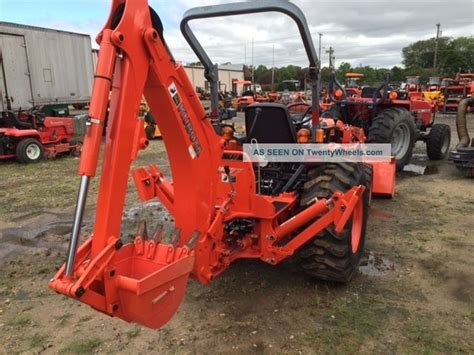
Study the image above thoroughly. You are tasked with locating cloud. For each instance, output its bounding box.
[9,0,473,68]
[162,0,473,68]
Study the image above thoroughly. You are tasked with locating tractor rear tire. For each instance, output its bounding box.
[298,163,371,283]
[16,138,44,164]
[426,123,451,160]
[368,107,416,171]
[145,124,156,140]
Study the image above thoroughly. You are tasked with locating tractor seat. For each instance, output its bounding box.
[245,103,296,143]
[1,111,33,129]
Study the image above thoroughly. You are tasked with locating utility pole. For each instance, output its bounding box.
[318,33,323,67]
[317,33,323,98]
[251,38,255,91]
[271,43,275,91]
[326,46,335,70]
[433,23,441,69]
[244,44,247,66]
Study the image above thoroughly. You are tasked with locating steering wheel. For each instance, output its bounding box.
[291,105,313,127]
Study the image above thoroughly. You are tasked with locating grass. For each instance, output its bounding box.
[55,313,72,326]
[29,333,48,348]
[0,140,169,222]
[404,319,469,353]
[7,314,31,327]
[300,287,470,354]
[468,301,474,321]
[299,294,389,353]
[0,157,80,219]
[59,338,103,354]
[78,315,93,323]
[127,326,141,339]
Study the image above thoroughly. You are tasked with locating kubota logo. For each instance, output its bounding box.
[168,82,202,158]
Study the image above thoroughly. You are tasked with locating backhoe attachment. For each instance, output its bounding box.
[50,0,372,329]
[49,0,210,328]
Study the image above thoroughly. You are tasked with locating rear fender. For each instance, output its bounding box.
[368,158,396,198]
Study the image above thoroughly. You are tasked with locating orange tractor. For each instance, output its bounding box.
[322,72,449,171]
[422,77,445,110]
[443,74,474,113]
[405,76,423,96]
[231,80,268,111]
[344,72,364,97]
[49,0,395,329]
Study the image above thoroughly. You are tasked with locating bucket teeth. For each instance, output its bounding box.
[136,220,148,240]
[186,230,201,249]
[169,228,181,246]
[153,223,164,243]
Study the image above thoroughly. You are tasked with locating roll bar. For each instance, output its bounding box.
[180,0,320,120]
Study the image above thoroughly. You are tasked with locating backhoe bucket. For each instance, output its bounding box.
[49,237,195,329]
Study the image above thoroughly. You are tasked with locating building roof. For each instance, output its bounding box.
[0,22,90,38]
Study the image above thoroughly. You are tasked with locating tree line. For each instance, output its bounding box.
[243,36,473,90]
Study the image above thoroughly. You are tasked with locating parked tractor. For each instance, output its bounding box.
[231,80,268,111]
[140,97,162,140]
[405,76,422,95]
[277,79,305,105]
[442,75,473,113]
[49,0,395,330]
[322,72,450,171]
[422,77,445,109]
[344,72,364,97]
[0,108,84,163]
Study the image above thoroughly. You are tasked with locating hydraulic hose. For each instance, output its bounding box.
[455,97,474,149]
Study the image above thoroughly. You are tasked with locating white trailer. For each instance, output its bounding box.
[0,22,94,111]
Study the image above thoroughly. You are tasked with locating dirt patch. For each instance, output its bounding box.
[0,115,473,353]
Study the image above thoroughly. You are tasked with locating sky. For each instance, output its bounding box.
[0,0,473,69]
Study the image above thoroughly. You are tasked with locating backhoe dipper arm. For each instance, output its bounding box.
[180,0,320,124]
[64,0,224,262]
[53,0,224,328]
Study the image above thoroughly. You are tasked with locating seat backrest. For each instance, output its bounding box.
[245,103,296,143]
[1,111,32,129]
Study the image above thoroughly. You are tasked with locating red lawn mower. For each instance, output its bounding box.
[0,108,85,163]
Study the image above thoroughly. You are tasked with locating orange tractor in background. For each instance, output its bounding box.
[323,72,450,171]
[405,76,423,96]
[344,72,364,97]
[49,0,396,330]
[442,74,474,113]
[422,76,445,109]
[231,80,268,111]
